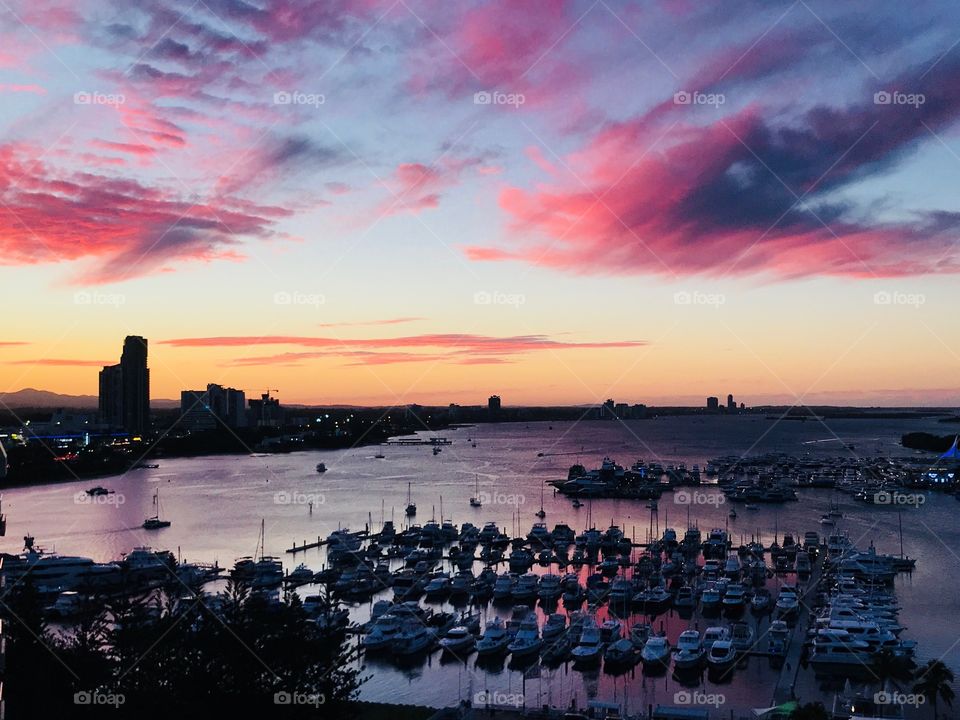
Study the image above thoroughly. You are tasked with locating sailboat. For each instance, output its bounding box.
[143,488,171,529]
[470,475,482,507]
[535,481,546,518]
[0,495,6,537]
[405,482,416,517]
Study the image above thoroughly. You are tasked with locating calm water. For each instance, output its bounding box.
[2,415,958,714]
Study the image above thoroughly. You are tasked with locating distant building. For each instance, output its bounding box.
[488,395,501,413]
[632,404,648,418]
[180,384,247,430]
[727,394,736,411]
[248,392,283,428]
[98,335,150,434]
[599,398,616,419]
[615,403,630,419]
[706,396,720,411]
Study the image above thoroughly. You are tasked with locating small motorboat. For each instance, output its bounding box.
[315,463,327,473]
[707,639,737,670]
[603,637,637,667]
[506,616,541,656]
[640,635,671,670]
[571,617,603,666]
[439,626,476,654]
[730,621,755,653]
[86,486,113,496]
[476,618,510,656]
[672,629,705,671]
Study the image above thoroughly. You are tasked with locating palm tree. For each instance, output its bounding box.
[913,659,955,719]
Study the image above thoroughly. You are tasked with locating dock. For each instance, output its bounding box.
[772,557,823,704]
[286,529,371,554]
[383,437,453,446]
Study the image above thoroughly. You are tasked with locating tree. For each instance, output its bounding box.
[913,659,955,720]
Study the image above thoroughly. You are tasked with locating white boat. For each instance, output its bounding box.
[672,629,706,670]
[775,588,799,618]
[363,614,403,651]
[640,635,671,669]
[469,474,482,507]
[143,488,171,529]
[808,633,873,671]
[707,639,737,669]
[702,625,730,650]
[476,618,510,656]
[507,615,541,656]
[722,584,747,613]
[730,621,755,652]
[571,617,603,665]
[439,625,476,654]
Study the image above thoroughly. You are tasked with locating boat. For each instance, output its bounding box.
[702,626,730,650]
[286,563,315,585]
[744,503,759,510]
[374,452,385,459]
[405,482,416,517]
[603,637,637,667]
[142,488,171,529]
[476,618,510,656]
[571,498,583,508]
[542,613,566,641]
[701,584,722,613]
[439,625,476,654]
[363,614,403,651]
[706,639,737,669]
[640,635,671,670]
[672,629,705,670]
[469,475,482,507]
[432,446,441,455]
[315,462,327,473]
[674,586,696,613]
[728,508,737,519]
[730,621,755,652]
[820,514,835,526]
[570,617,603,666]
[85,486,113,496]
[751,588,772,614]
[722,584,747,614]
[808,632,873,671]
[775,587,799,618]
[507,615,541,656]
[393,620,435,656]
[47,590,88,618]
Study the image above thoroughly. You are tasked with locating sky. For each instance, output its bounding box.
[1,0,959,407]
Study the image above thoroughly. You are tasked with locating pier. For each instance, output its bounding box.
[772,556,823,705]
[383,437,453,446]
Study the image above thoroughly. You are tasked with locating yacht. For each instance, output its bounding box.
[492,573,516,600]
[603,637,637,667]
[542,613,566,641]
[707,639,737,670]
[702,625,730,650]
[476,618,510,656]
[405,482,416,517]
[570,617,603,665]
[730,621,755,652]
[538,573,562,602]
[507,615,541,656]
[722,584,747,614]
[775,588,799,618]
[423,572,451,598]
[701,584,722,613]
[439,625,476,654]
[469,475,482,507]
[512,573,540,603]
[363,614,403,652]
[393,620,435,656]
[640,635,671,669]
[808,633,873,671]
[674,586,696,612]
[673,629,706,670]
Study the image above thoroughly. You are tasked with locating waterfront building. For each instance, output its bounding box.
[98,336,150,434]
[706,396,720,411]
[180,384,247,430]
[248,392,283,428]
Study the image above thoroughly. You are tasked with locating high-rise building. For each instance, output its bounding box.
[180,384,247,430]
[727,394,736,410]
[488,395,501,414]
[248,392,284,428]
[706,396,719,411]
[98,335,150,434]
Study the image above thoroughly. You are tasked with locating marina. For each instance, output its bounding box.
[1,416,957,717]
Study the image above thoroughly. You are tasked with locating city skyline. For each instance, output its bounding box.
[2,1,960,406]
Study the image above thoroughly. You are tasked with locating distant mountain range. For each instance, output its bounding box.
[0,388,179,409]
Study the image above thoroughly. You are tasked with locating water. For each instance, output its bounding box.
[2,415,957,714]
